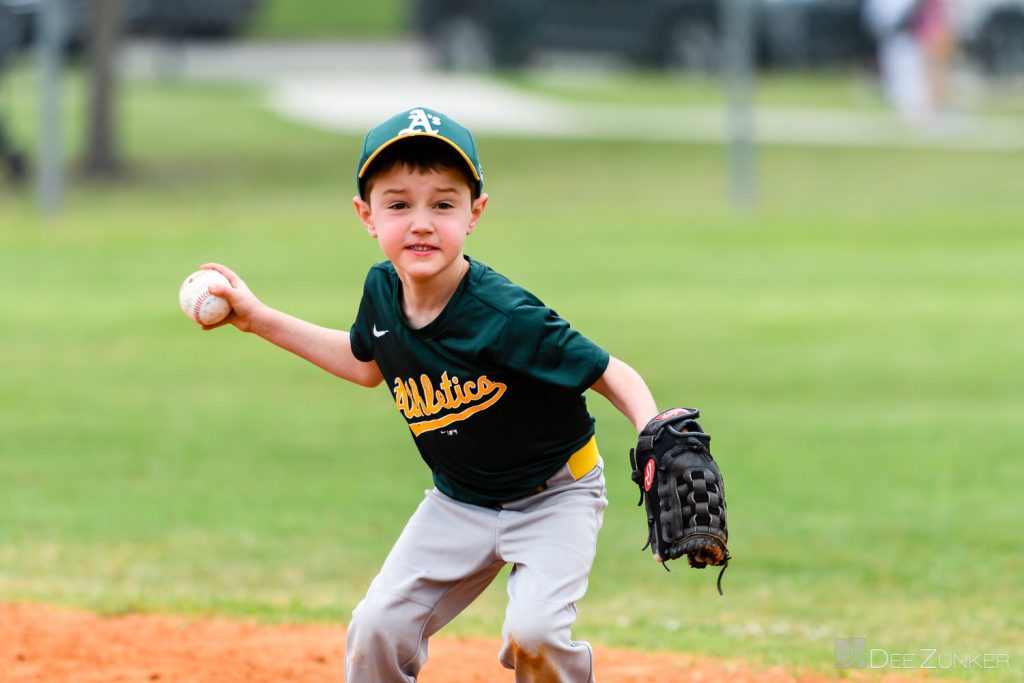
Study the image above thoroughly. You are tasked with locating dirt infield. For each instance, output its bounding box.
[1,603,923,682]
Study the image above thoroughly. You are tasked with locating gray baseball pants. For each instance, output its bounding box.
[345,459,607,682]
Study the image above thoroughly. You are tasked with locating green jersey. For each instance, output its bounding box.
[350,257,609,506]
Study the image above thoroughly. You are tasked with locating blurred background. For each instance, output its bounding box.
[1,1,1022,681]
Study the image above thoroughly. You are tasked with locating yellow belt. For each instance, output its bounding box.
[529,436,601,495]
[566,435,600,480]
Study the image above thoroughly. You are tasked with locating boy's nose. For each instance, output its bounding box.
[410,214,434,232]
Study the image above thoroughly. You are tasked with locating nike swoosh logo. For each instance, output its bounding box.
[373,325,389,338]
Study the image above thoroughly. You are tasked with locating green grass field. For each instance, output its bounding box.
[250,0,406,38]
[1,70,1022,681]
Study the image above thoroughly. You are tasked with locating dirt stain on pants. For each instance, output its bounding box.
[508,640,563,683]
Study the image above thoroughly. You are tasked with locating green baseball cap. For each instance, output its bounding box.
[356,107,483,198]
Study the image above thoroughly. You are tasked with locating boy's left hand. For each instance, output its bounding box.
[629,407,731,594]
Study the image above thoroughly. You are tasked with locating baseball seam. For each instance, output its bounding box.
[192,289,213,323]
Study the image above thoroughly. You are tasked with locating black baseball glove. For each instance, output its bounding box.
[630,407,731,594]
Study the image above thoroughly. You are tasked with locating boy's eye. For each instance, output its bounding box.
[434,201,454,210]
[387,202,408,210]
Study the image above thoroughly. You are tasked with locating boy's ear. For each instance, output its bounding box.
[467,193,489,235]
[353,196,377,237]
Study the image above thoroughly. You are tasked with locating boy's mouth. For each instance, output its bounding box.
[407,244,438,253]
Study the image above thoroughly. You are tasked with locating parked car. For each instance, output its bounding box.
[412,0,875,72]
[1,0,43,49]
[0,0,262,54]
[958,0,1024,74]
[124,0,263,39]
[759,0,874,67]
[0,1,27,182]
[0,2,18,61]
[415,0,1024,74]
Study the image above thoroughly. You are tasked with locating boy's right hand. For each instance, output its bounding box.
[199,263,266,333]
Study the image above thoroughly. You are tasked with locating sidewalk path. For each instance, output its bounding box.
[123,39,1024,151]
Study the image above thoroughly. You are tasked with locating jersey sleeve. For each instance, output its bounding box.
[349,283,374,363]
[495,304,610,393]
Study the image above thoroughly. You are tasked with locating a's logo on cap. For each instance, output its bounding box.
[398,108,442,136]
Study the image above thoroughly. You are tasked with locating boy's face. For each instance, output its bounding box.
[354,164,488,287]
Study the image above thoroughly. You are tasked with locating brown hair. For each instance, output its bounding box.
[360,136,479,201]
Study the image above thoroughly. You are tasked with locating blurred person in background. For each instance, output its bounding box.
[863,0,934,123]
[914,0,955,119]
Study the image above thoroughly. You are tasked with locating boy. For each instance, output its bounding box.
[202,107,659,682]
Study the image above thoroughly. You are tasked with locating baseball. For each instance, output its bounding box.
[179,270,232,325]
